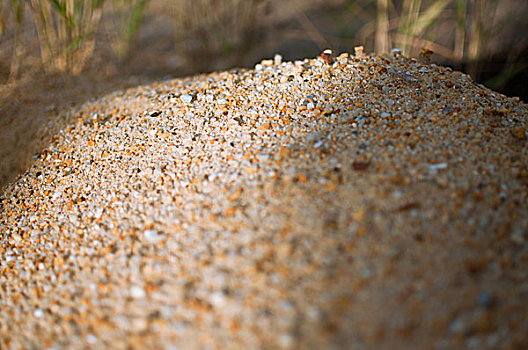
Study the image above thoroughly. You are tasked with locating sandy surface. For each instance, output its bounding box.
[1,52,528,349]
[0,69,156,189]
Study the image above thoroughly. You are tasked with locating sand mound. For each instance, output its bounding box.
[1,52,527,349]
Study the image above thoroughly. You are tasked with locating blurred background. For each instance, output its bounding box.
[0,0,528,188]
[1,0,527,99]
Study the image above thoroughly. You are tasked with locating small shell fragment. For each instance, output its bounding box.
[419,48,434,64]
[354,45,364,56]
[391,48,402,56]
[321,49,334,64]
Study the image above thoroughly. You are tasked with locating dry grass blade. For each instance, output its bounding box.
[7,0,24,81]
[393,0,452,56]
[454,0,466,61]
[375,0,389,54]
[0,1,5,37]
[407,0,450,38]
[398,0,421,54]
[171,0,264,71]
[466,0,484,77]
[29,0,104,74]
[105,0,148,61]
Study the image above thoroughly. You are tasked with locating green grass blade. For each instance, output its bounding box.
[48,0,66,16]
[408,0,451,37]
[124,0,148,44]
[10,0,23,23]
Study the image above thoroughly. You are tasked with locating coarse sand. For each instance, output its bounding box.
[1,52,528,349]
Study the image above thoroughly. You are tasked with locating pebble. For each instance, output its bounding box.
[428,163,448,172]
[130,286,146,299]
[274,54,283,65]
[477,291,495,309]
[144,229,160,243]
[0,50,527,349]
[180,94,193,103]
